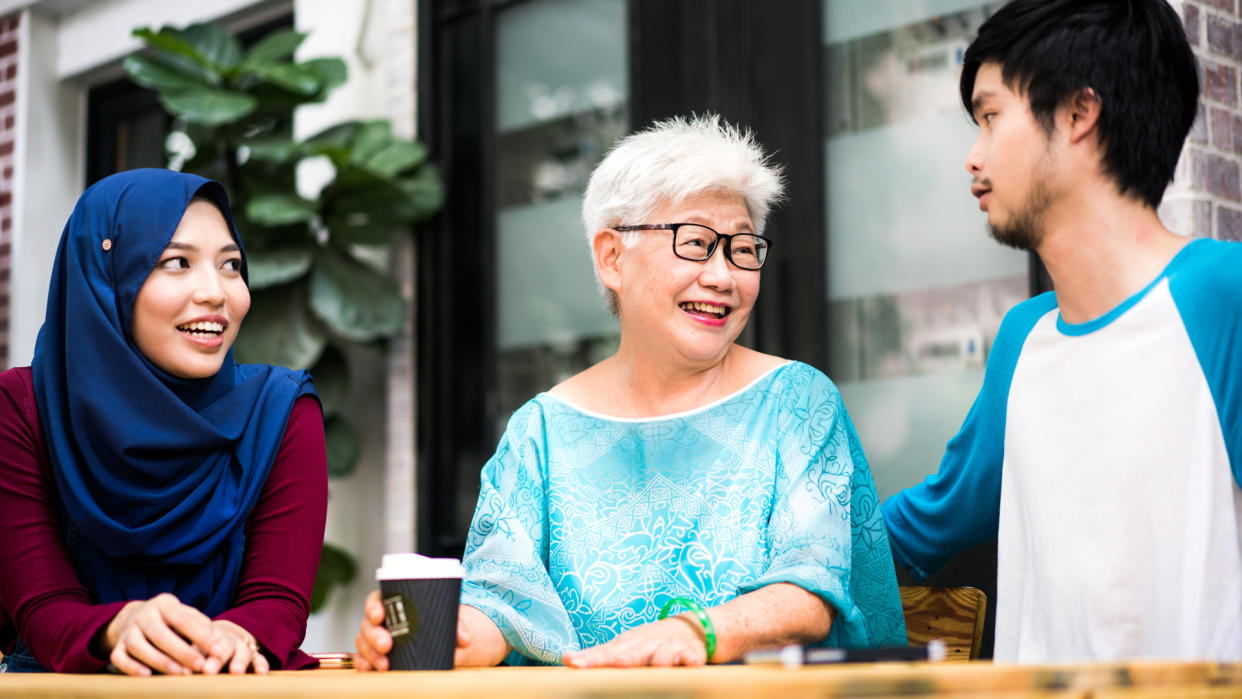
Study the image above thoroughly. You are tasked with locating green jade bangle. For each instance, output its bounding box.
[658,597,717,662]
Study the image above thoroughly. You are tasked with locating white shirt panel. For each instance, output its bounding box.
[995,279,1242,662]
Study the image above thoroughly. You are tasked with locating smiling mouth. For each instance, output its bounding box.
[177,320,226,339]
[679,301,731,320]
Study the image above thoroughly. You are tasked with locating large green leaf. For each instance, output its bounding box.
[397,164,446,221]
[241,136,300,165]
[301,58,348,94]
[324,215,397,246]
[350,121,392,165]
[303,121,361,167]
[332,172,422,221]
[159,88,256,126]
[363,140,428,178]
[310,543,357,614]
[246,194,317,226]
[310,344,349,416]
[251,63,322,96]
[241,28,306,68]
[324,415,361,478]
[246,246,313,289]
[123,54,206,92]
[132,26,217,84]
[309,247,406,341]
[181,22,243,72]
[233,281,326,369]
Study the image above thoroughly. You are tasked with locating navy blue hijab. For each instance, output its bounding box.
[31,169,316,616]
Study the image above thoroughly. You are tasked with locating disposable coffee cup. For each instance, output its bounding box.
[376,553,464,670]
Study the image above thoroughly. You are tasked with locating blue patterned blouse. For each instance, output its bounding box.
[460,361,907,665]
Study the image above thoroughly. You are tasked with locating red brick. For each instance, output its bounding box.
[0,142,12,156]
[1208,13,1242,59]
[2,217,9,231]
[4,64,14,80]
[0,242,8,257]
[1203,59,1239,105]
[0,92,13,108]
[3,167,11,179]
[1193,150,1242,200]
[1185,3,1201,46]
[1202,0,1236,12]
[1210,106,1233,149]
[1218,204,1242,241]
[4,116,12,129]
[0,41,15,59]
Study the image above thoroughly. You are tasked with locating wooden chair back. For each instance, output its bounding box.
[899,585,987,662]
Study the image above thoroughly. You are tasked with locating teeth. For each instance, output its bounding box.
[178,321,224,333]
[681,301,728,316]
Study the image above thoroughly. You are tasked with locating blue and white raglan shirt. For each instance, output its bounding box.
[883,238,1242,663]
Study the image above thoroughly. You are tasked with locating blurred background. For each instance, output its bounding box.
[0,0,1231,658]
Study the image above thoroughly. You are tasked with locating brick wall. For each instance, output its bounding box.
[1171,0,1242,241]
[0,13,17,369]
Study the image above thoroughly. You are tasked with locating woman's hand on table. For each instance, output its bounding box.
[562,616,709,668]
[204,619,269,675]
[95,593,261,676]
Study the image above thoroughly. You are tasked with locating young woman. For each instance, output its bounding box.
[0,169,327,675]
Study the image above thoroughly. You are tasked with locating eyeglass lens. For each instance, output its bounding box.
[673,224,769,269]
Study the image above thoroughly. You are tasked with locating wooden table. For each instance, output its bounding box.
[3,661,1241,698]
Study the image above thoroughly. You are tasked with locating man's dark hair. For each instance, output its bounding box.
[960,0,1199,208]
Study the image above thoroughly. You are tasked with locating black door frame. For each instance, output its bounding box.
[417,0,825,557]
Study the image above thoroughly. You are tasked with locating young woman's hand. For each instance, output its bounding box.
[95,593,218,676]
[204,619,269,675]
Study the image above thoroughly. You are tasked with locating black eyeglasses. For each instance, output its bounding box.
[612,223,773,270]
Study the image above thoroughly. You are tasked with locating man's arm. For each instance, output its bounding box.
[882,294,1056,579]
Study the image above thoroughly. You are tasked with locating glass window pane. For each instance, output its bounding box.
[823,1,1028,498]
[494,0,628,428]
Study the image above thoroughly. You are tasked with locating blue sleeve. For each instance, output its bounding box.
[1169,239,1242,489]
[739,367,906,648]
[459,402,578,666]
[881,293,1057,580]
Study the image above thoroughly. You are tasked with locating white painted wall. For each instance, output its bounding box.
[293,0,419,654]
[9,9,82,368]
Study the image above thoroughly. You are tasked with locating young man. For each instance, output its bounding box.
[882,0,1242,663]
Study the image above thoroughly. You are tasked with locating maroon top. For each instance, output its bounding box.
[0,366,328,672]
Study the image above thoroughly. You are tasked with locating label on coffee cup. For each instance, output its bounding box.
[382,593,419,646]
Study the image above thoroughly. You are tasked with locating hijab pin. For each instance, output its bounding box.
[101,238,113,252]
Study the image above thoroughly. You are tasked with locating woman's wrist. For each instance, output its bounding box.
[92,601,140,658]
[658,598,717,662]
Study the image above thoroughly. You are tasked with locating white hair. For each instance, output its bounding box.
[581,114,785,314]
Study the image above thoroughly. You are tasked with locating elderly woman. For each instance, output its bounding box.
[355,115,905,669]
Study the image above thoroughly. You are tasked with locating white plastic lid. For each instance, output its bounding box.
[375,553,464,580]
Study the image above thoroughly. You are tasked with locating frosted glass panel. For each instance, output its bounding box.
[825,0,993,44]
[826,115,1027,300]
[823,0,1025,498]
[840,371,985,498]
[496,0,627,133]
[493,0,627,424]
[497,196,616,349]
